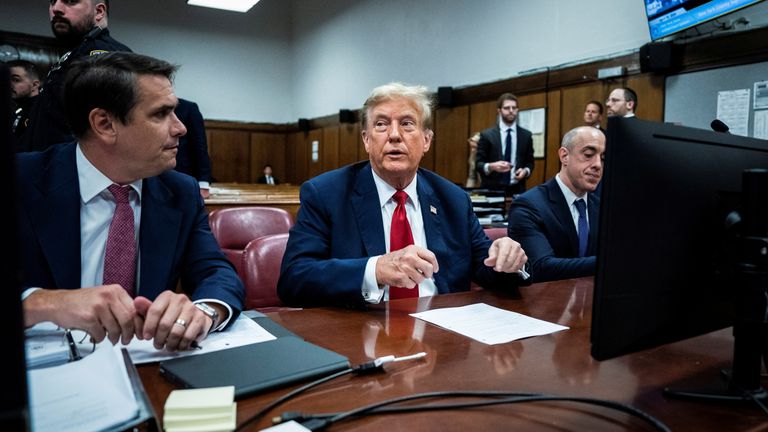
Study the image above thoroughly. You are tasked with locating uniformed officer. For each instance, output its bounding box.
[8,60,40,147]
[18,0,131,152]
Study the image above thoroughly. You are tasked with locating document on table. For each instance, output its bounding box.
[114,314,277,364]
[411,303,568,345]
[28,345,139,432]
[28,314,277,365]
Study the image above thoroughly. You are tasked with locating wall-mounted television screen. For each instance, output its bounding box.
[645,0,764,40]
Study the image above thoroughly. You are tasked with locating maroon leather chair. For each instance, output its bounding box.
[484,227,507,241]
[208,207,293,277]
[241,233,290,311]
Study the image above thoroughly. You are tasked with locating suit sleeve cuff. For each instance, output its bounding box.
[22,287,41,301]
[483,163,491,175]
[362,256,385,304]
[193,299,233,332]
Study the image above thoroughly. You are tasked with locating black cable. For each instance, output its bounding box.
[235,354,422,431]
[274,392,543,423]
[234,367,353,431]
[287,391,670,432]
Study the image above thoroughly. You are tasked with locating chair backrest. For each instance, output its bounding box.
[470,227,509,291]
[208,207,293,277]
[241,233,289,310]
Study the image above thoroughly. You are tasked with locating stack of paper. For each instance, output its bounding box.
[29,346,139,432]
[164,386,237,432]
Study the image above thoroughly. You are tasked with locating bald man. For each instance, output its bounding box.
[507,127,605,282]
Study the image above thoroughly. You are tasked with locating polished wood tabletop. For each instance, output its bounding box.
[138,278,768,431]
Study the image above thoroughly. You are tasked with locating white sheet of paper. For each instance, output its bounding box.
[28,345,138,432]
[411,303,568,345]
[754,109,768,140]
[717,88,750,136]
[116,314,277,364]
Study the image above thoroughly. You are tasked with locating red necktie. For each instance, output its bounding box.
[103,184,136,296]
[389,190,418,299]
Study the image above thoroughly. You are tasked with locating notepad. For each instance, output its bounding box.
[164,386,236,432]
[159,336,350,400]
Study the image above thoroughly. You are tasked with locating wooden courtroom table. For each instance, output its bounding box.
[138,278,767,431]
[204,183,301,219]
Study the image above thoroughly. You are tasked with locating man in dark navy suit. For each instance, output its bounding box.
[174,98,213,197]
[475,93,535,195]
[17,53,243,350]
[508,126,605,282]
[278,83,528,308]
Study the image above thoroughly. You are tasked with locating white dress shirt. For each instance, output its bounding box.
[484,119,529,182]
[361,170,437,303]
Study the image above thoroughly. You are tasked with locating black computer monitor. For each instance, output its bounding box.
[0,62,29,430]
[591,117,768,399]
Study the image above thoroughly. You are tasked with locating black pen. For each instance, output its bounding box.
[65,329,81,361]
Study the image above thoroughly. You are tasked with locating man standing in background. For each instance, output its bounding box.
[583,100,604,130]
[605,87,638,119]
[19,0,131,152]
[8,60,40,144]
[476,93,534,196]
[174,98,213,198]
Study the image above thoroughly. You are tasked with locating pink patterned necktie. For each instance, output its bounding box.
[389,190,418,300]
[103,184,136,296]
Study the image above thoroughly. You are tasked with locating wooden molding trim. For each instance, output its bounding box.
[204,120,296,133]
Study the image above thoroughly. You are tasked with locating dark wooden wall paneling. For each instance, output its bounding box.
[5,25,767,186]
[206,73,664,186]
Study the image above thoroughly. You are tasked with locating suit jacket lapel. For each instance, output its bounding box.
[514,128,526,167]
[28,144,81,288]
[351,163,386,257]
[546,179,580,256]
[138,176,182,299]
[417,171,447,293]
[486,125,500,159]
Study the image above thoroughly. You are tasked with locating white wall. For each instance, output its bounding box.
[3,0,764,123]
[290,0,650,119]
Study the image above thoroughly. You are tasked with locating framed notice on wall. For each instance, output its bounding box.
[518,108,546,158]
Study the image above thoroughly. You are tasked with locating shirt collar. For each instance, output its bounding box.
[499,118,517,132]
[76,143,142,204]
[371,167,419,211]
[555,173,587,207]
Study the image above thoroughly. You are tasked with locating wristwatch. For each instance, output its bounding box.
[195,303,219,333]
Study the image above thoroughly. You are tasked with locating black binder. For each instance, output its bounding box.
[158,336,350,400]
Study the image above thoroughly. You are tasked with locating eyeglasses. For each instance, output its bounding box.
[62,328,97,361]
